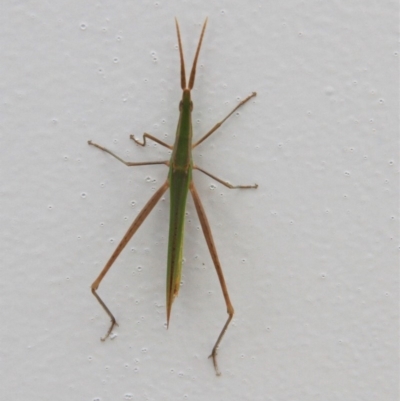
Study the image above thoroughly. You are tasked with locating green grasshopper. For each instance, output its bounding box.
[89,18,257,375]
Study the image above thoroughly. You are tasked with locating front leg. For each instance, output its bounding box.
[192,92,256,149]
[130,133,173,149]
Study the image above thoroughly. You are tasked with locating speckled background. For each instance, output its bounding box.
[0,1,398,400]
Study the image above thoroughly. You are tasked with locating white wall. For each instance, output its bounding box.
[0,1,398,400]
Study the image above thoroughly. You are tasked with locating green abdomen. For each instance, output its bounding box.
[166,168,191,310]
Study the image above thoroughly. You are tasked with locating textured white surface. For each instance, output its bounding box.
[0,1,398,400]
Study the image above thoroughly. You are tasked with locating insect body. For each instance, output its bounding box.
[89,19,257,375]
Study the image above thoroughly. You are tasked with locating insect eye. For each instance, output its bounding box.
[179,101,183,111]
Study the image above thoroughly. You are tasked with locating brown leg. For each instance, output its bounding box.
[192,92,256,149]
[91,181,169,340]
[88,140,169,167]
[193,165,258,189]
[130,133,172,149]
[190,182,234,376]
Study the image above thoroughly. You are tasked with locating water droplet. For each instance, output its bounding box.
[325,86,334,95]
[141,347,148,353]
[124,394,133,400]
[113,57,119,63]
[81,192,87,199]
[48,205,53,210]
[388,160,394,166]
[210,184,216,190]
[80,23,87,30]
[109,238,115,244]
[137,266,142,271]
[344,171,350,176]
